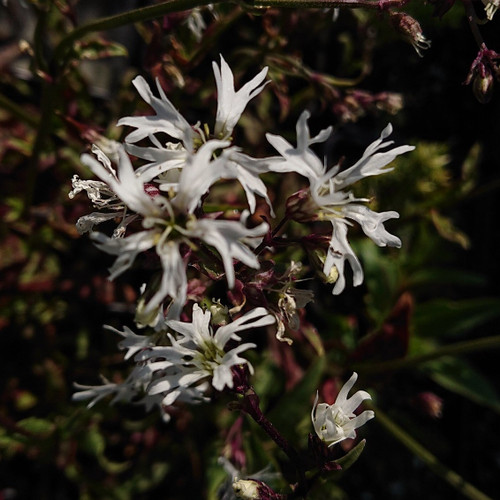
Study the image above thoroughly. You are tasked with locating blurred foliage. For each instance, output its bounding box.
[1,0,499,499]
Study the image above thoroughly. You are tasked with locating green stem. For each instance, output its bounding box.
[52,0,222,68]
[354,334,500,374]
[248,0,410,9]
[24,81,57,215]
[33,4,50,74]
[462,0,487,48]
[0,93,40,128]
[241,389,308,497]
[373,406,493,500]
[27,0,221,215]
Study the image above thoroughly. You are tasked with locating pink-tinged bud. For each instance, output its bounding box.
[413,392,443,419]
[389,12,431,57]
[144,183,161,198]
[465,47,499,103]
[285,188,318,223]
[473,72,494,104]
[232,478,283,500]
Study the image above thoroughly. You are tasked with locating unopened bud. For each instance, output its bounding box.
[144,183,161,198]
[209,299,229,326]
[285,188,318,223]
[473,71,494,103]
[233,478,280,500]
[310,249,339,285]
[233,479,260,499]
[413,392,443,419]
[389,12,431,57]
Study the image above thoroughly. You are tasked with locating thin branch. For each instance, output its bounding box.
[247,0,411,10]
[373,406,493,500]
[354,334,500,374]
[462,0,486,48]
[52,0,221,68]
[0,93,40,128]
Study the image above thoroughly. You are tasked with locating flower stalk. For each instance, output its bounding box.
[239,388,308,497]
[354,334,500,374]
[52,0,220,69]
[373,405,493,500]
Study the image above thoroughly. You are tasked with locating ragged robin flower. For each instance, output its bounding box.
[312,372,375,447]
[73,144,268,324]
[267,111,414,295]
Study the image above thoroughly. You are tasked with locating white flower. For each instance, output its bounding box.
[171,139,231,214]
[117,75,194,151]
[267,111,414,294]
[212,55,269,139]
[185,212,268,289]
[75,145,269,321]
[105,324,155,360]
[73,367,209,422]
[81,144,165,218]
[72,379,123,409]
[483,0,500,20]
[311,372,374,447]
[137,304,275,405]
[117,56,273,214]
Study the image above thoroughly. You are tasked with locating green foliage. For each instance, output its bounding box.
[0,1,499,499]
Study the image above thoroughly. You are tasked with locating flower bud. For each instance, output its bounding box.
[209,299,229,326]
[233,478,280,500]
[233,479,260,499]
[473,71,494,104]
[285,188,318,223]
[413,392,443,419]
[309,249,339,285]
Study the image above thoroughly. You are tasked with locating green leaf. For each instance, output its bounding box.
[206,454,229,500]
[97,455,131,474]
[429,210,470,249]
[267,356,326,433]
[15,390,37,411]
[414,298,500,339]
[407,268,487,289]
[80,427,105,456]
[306,477,348,499]
[425,357,500,414]
[73,37,128,60]
[17,417,55,436]
[333,438,366,472]
[302,322,325,356]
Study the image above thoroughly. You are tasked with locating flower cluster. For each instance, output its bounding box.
[267,111,414,294]
[75,305,274,421]
[71,56,411,465]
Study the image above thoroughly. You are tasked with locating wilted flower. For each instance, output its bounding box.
[312,372,375,447]
[274,261,314,344]
[389,12,431,57]
[267,111,414,294]
[482,0,500,20]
